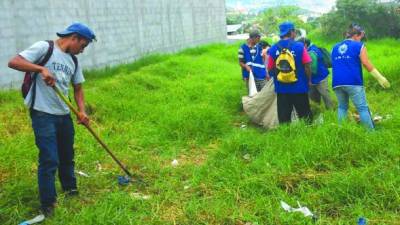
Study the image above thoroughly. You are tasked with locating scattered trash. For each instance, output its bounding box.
[354,113,392,123]
[352,113,361,122]
[358,217,367,225]
[184,185,191,190]
[373,115,383,122]
[374,114,393,123]
[117,175,131,185]
[315,114,324,125]
[77,171,90,178]
[280,201,317,220]
[240,123,247,129]
[96,162,103,171]
[18,214,45,225]
[243,153,251,161]
[244,222,259,225]
[171,159,179,167]
[130,192,151,200]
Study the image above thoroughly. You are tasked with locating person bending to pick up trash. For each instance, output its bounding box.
[331,23,390,129]
[8,22,96,217]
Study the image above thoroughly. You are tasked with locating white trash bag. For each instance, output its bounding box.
[248,71,258,97]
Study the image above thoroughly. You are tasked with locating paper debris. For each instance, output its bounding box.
[243,154,251,161]
[130,192,151,200]
[280,201,316,219]
[171,159,179,167]
[77,171,90,177]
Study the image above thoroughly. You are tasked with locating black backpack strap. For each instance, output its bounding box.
[30,40,54,108]
[70,54,78,75]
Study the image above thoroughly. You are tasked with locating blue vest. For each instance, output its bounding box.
[308,45,329,84]
[241,43,266,80]
[331,40,364,87]
[269,39,309,93]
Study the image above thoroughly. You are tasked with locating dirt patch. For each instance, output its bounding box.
[0,169,10,184]
[278,169,328,193]
[0,108,31,137]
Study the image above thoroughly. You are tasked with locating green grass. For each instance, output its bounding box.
[1,40,400,225]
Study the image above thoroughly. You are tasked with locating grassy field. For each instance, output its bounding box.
[1,39,400,225]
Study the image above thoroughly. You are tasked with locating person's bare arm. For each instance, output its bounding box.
[360,47,390,88]
[360,47,374,72]
[73,83,89,125]
[239,61,251,73]
[8,55,55,86]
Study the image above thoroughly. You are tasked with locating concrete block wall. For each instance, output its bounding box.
[0,0,226,89]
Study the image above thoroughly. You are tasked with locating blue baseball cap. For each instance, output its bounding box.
[57,22,96,42]
[279,22,295,37]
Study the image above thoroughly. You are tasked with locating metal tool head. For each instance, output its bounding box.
[117,175,131,185]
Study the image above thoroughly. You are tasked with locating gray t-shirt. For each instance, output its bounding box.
[19,41,85,115]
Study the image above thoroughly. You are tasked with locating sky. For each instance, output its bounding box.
[226,0,337,14]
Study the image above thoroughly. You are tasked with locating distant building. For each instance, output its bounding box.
[227,24,244,35]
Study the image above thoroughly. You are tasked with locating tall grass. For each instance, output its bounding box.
[0,40,399,224]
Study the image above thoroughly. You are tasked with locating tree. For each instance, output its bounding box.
[257,6,313,36]
[319,0,400,39]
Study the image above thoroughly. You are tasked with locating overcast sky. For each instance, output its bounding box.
[226,0,337,13]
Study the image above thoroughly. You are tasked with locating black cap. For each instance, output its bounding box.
[249,30,261,39]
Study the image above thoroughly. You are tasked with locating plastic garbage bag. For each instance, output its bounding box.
[18,214,45,225]
[248,71,258,97]
[280,200,316,219]
[242,79,278,129]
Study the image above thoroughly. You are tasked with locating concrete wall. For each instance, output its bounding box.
[0,0,226,89]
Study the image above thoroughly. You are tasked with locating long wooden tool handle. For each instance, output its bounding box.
[53,86,132,177]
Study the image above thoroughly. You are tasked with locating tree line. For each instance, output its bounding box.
[228,0,400,39]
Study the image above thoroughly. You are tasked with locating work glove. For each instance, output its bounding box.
[370,68,390,89]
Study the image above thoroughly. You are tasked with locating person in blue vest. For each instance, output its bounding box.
[331,23,390,129]
[267,22,313,124]
[298,38,333,110]
[238,30,267,91]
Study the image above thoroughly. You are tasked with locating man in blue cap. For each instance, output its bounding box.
[267,22,313,124]
[8,22,96,217]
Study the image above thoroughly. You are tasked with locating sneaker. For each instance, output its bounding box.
[40,205,54,217]
[65,189,79,197]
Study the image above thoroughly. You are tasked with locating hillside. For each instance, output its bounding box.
[1,39,400,224]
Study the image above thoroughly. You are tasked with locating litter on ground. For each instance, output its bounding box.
[18,214,45,225]
[77,170,90,177]
[243,154,251,161]
[358,217,367,225]
[130,192,151,200]
[171,159,179,167]
[280,200,317,220]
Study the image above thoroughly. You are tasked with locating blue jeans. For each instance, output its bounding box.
[334,86,374,129]
[30,110,77,208]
